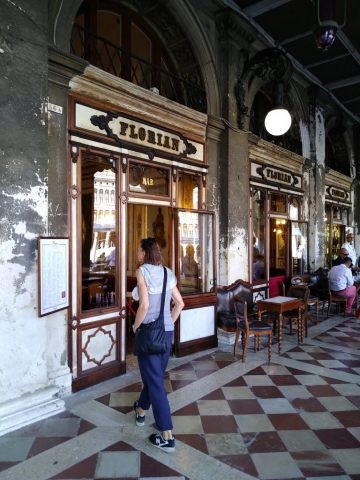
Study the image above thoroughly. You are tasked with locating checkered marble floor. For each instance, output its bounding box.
[1,315,360,480]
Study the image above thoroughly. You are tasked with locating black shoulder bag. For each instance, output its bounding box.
[133,267,167,356]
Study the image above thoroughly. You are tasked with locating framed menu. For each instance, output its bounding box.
[38,237,69,317]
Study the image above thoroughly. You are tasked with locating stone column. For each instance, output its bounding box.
[47,48,87,393]
[308,88,326,271]
[215,10,256,285]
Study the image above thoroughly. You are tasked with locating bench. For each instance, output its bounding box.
[217,279,277,332]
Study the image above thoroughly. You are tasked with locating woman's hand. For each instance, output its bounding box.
[171,286,185,322]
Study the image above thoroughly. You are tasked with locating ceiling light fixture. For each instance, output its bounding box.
[264,83,292,136]
[314,0,346,51]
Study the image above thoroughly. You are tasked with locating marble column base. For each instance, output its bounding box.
[0,386,65,436]
[217,328,236,346]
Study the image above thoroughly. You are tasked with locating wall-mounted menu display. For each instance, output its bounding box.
[38,237,69,317]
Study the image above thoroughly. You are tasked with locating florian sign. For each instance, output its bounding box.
[90,112,197,160]
[326,186,349,202]
[256,164,299,188]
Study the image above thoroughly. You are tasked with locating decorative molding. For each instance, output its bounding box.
[69,66,207,140]
[172,168,177,183]
[68,316,80,330]
[171,200,177,207]
[120,192,128,204]
[68,185,81,199]
[202,202,206,210]
[216,9,257,46]
[202,174,207,189]
[325,168,354,190]
[82,327,116,367]
[71,147,79,164]
[120,306,126,319]
[249,140,306,175]
[122,158,128,174]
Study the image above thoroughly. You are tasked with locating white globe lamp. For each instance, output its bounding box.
[265,107,292,136]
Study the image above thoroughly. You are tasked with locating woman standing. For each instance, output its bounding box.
[132,237,184,452]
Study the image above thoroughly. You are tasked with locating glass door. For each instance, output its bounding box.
[269,218,287,297]
[174,209,217,356]
[289,221,309,276]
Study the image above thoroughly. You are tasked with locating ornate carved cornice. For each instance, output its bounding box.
[249,139,306,175]
[48,47,88,90]
[325,168,354,190]
[216,9,257,47]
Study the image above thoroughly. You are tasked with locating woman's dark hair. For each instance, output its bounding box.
[140,237,162,265]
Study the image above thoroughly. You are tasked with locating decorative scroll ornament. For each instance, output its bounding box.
[202,202,206,210]
[235,48,293,129]
[68,316,80,330]
[71,147,79,164]
[68,185,81,199]
[120,306,126,319]
[120,192,128,204]
[90,112,197,159]
[172,169,177,183]
[171,200,177,207]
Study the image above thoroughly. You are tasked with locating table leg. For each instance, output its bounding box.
[278,313,282,354]
[298,307,303,344]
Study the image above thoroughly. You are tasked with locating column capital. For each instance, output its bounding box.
[216,9,257,48]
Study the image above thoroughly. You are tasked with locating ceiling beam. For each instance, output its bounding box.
[278,30,312,46]
[242,0,293,18]
[325,75,360,90]
[337,30,360,67]
[304,53,351,69]
[343,95,360,105]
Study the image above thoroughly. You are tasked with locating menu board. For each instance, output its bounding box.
[38,237,69,317]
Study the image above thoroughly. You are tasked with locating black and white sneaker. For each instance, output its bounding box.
[133,401,145,427]
[149,433,175,453]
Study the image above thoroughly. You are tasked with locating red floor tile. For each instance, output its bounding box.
[269,375,302,386]
[104,441,138,452]
[199,388,226,401]
[251,386,285,398]
[347,396,360,409]
[77,419,97,435]
[320,376,350,384]
[268,414,310,430]
[175,434,209,454]
[290,450,345,477]
[306,385,342,397]
[290,397,327,413]
[95,393,111,405]
[170,379,197,391]
[0,462,19,473]
[201,415,238,433]
[332,410,360,427]
[117,382,143,392]
[195,369,217,379]
[222,376,247,387]
[227,399,264,415]
[215,454,258,477]
[172,402,200,416]
[314,428,360,449]
[242,431,287,453]
[140,452,182,477]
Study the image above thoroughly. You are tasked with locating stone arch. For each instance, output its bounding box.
[48,0,220,116]
[247,75,306,156]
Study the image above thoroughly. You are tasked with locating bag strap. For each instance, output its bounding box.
[159,267,167,316]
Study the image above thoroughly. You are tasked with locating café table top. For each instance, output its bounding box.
[258,296,300,304]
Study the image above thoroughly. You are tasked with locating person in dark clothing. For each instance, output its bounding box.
[333,247,350,266]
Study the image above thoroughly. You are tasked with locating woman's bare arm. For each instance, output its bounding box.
[171,286,184,322]
[133,268,149,331]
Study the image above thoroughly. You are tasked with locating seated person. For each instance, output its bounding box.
[328,256,357,314]
[333,247,349,266]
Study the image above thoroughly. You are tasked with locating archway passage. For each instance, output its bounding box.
[70,0,207,113]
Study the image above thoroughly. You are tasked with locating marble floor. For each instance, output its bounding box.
[1,311,360,480]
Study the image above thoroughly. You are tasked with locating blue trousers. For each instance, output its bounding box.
[137,330,173,431]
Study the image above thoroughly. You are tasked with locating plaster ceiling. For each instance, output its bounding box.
[231,0,360,123]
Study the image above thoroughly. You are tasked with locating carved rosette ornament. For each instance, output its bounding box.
[171,200,177,207]
[202,202,206,210]
[68,185,81,199]
[120,306,126,319]
[68,316,80,330]
[120,192,128,204]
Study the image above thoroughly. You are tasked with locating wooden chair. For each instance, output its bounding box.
[233,296,273,362]
[282,286,310,340]
[278,281,286,296]
[88,281,105,307]
[291,276,319,322]
[321,277,348,318]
